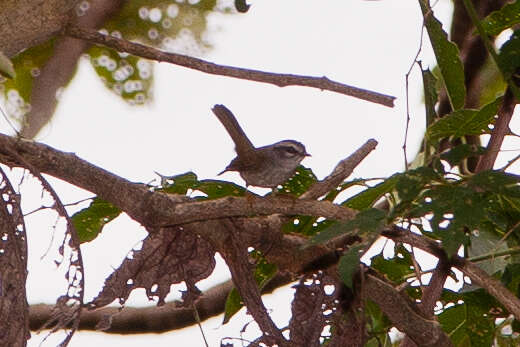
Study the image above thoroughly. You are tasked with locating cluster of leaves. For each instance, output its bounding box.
[0,0,222,119]
[284,1,520,344]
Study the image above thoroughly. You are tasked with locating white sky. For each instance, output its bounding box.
[4,0,516,346]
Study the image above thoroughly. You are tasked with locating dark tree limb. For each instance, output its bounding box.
[0,0,76,57]
[65,25,395,107]
[0,167,29,347]
[364,274,453,347]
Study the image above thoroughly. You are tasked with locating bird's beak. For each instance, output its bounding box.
[305,153,311,157]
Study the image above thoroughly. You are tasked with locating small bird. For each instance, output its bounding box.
[212,104,310,188]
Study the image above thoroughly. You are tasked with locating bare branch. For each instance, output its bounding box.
[301,138,378,200]
[475,88,518,172]
[217,219,286,345]
[65,25,396,107]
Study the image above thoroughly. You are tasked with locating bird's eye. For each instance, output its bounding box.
[285,147,298,154]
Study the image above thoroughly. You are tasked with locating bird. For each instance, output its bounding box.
[212,104,310,188]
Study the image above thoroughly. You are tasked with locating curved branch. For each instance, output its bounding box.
[0,134,357,228]
[475,88,518,172]
[364,274,453,347]
[65,25,395,107]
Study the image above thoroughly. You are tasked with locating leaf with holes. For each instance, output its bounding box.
[426,96,502,144]
[72,198,121,243]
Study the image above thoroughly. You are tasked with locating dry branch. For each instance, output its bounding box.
[65,25,395,107]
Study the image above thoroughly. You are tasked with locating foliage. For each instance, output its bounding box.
[3,0,520,345]
[0,0,221,119]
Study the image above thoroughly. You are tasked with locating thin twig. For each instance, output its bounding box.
[65,25,395,107]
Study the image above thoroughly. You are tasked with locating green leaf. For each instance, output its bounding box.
[419,0,465,110]
[481,1,520,36]
[158,171,245,198]
[223,287,242,324]
[440,144,486,167]
[338,245,364,289]
[371,245,415,283]
[87,0,218,104]
[502,264,520,296]
[426,96,502,144]
[0,51,15,79]
[343,176,398,210]
[0,39,56,119]
[308,209,385,245]
[278,166,317,197]
[159,171,199,195]
[421,67,438,127]
[469,229,510,276]
[195,179,246,198]
[498,30,520,81]
[438,289,497,346]
[72,198,122,243]
[365,300,393,346]
[469,171,520,198]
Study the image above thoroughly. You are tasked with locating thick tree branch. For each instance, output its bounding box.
[0,0,77,57]
[364,274,453,347]
[65,25,395,107]
[0,134,356,227]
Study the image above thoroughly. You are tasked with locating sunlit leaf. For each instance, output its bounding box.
[481,1,520,36]
[278,166,317,197]
[72,198,122,243]
[0,39,56,120]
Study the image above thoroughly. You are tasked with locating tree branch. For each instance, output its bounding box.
[0,134,357,227]
[64,25,395,107]
[475,88,518,172]
[0,0,76,57]
[382,227,520,320]
[301,138,377,200]
[364,274,453,347]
